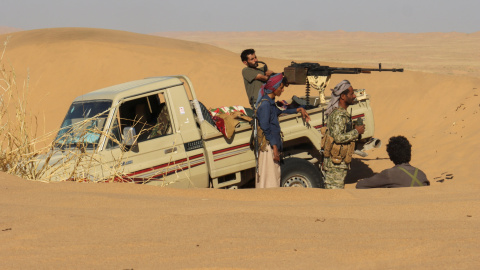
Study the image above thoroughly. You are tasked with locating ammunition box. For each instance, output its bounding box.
[284,66,307,85]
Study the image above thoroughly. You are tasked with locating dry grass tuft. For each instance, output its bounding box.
[0,36,42,179]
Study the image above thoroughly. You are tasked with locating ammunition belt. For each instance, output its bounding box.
[321,127,355,164]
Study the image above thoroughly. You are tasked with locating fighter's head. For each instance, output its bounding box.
[241,48,258,68]
[386,136,412,165]
[338,80,356,106]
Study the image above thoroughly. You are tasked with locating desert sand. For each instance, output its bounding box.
[0,28,479,269]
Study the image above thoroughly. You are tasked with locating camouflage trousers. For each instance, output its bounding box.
[324,167,348,189]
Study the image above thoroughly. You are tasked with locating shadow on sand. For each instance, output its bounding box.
[345,158,383,184]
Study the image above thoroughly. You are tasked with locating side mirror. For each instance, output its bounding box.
[123,127,137,147]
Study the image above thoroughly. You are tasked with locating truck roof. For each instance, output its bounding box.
[73,76,183,102]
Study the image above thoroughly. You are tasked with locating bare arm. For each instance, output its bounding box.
[255,73,270,82]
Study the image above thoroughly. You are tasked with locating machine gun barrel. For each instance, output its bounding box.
[358,68,404,73]
[329,67,404,74]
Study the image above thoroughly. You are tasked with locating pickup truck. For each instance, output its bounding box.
[40,75,379,188]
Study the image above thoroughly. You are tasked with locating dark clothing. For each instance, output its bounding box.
[243,66,266,108]
[256,95,296,152]
[356,163,430,189]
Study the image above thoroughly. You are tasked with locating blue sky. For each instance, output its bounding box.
[1,0,479,33]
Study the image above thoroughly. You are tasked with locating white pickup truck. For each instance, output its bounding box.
[41,75,379,188]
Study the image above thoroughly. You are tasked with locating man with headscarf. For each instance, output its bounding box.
[255,73,310,188]
[323,80,365,189]
[241,49,274,108]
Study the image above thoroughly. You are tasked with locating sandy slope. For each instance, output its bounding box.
[1,28,479,269]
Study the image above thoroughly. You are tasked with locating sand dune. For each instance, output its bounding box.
[153,30,480,78]
[1,28,479,268]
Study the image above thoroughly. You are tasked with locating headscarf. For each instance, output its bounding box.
[325,80,351,115]
[255,73,284,107]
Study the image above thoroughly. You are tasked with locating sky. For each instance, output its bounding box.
[1,0,479,34]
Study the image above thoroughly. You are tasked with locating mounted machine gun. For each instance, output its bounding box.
[284,62,404,106]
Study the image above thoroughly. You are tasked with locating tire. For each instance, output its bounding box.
[281,158,323,188]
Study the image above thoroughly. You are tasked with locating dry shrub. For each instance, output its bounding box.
[0,36,42,178]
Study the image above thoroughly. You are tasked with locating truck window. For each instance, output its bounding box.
[105,116,121,149]
[116,93,173,144]
[148,93,173,140]
[55,100,112,149]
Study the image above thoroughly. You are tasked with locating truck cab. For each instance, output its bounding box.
[48,76,209,187]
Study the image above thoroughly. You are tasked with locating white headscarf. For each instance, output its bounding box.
[325,80,351,115]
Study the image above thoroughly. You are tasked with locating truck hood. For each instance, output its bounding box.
[35,148,97,182]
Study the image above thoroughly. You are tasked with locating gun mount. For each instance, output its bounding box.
[284,62,403,106]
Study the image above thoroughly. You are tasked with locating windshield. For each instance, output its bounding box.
[54,100,112,149]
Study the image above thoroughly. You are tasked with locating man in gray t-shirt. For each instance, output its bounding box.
[241,49,273,108]
[356,136,430,188]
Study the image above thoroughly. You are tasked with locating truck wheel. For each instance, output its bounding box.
[281,158,323,188]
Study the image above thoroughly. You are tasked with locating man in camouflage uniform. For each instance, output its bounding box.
[323,80,365,189]
[148,104,171,139]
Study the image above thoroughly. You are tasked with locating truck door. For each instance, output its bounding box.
[102,91,193,188]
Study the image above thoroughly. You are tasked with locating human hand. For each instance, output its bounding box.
[297,107,311,122]
[355,124,365,135]
[265,70,274,77]
[273,145,280,162]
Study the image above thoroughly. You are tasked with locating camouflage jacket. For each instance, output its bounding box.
[324,107,359,169]
[148,105,171,139]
